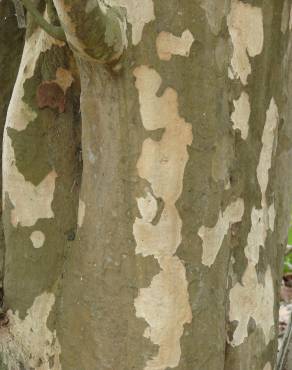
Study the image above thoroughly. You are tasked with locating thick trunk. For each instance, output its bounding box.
[1,1,292,370]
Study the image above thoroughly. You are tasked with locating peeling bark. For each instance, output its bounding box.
[1,0,292,369]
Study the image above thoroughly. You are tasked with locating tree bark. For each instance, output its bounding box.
[0,1,292,370]
[0,0,24,298]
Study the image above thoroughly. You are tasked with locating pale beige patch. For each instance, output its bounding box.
[268,202,276,231]
[78,199,86,228]
[30,230,46,249]
[263,363,272,370]
[134,204,182,258]
[257,98,278,207]
[136,191,158,223]
[244,207,266,265]
[227,0,264,85]
[290,4,292,30]
[133,65,192,369]
[156,30,194,61]
[229,264,274,346]
[0,292,62,369]
[135,256,191,370]
[231,91,250,140]
[198,198,244,267]
[113,0,154,45]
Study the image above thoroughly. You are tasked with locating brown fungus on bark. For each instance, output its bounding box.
[36,81,65,113]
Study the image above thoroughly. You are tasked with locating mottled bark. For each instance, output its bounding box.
[0,0,24,294]
[1,1,292,370]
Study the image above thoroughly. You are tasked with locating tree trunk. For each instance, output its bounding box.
[0,0,24,299]
[0,0,292,370]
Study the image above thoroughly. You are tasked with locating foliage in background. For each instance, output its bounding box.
[284,212,292,273]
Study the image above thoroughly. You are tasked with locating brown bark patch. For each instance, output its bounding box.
[36,82,65,113]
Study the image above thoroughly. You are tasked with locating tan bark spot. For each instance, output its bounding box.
[198,198,244,267]
[227,0,263,85]
[231,91,250,140]
[55,67,74,92]
[0,293,62,369]
[133,65,192,369]
[30,231,46,249]
[156,30,194,61]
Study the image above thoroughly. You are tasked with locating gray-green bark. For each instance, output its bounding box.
[0,1,292,370]
[0,0,24,295]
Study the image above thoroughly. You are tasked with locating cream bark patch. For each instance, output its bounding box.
[257,98,278,207]
[30,230,46,249]
[112,0,155,45]
[0,292,62,369]
[135,256,191,369]
[227,0,264,85]
[198,198,244,267]
[229,264,274,346]
[78,199,86,227]
[156,30,194,61]
[263,363,272,370]
[231,91,250,140]
[133,65,192,369]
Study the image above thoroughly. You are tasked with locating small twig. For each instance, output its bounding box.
[12,0,26,28]
[277,310,292,370]
[21,0,66,41]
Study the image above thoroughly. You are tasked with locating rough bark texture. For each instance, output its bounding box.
[0,0,292,370]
